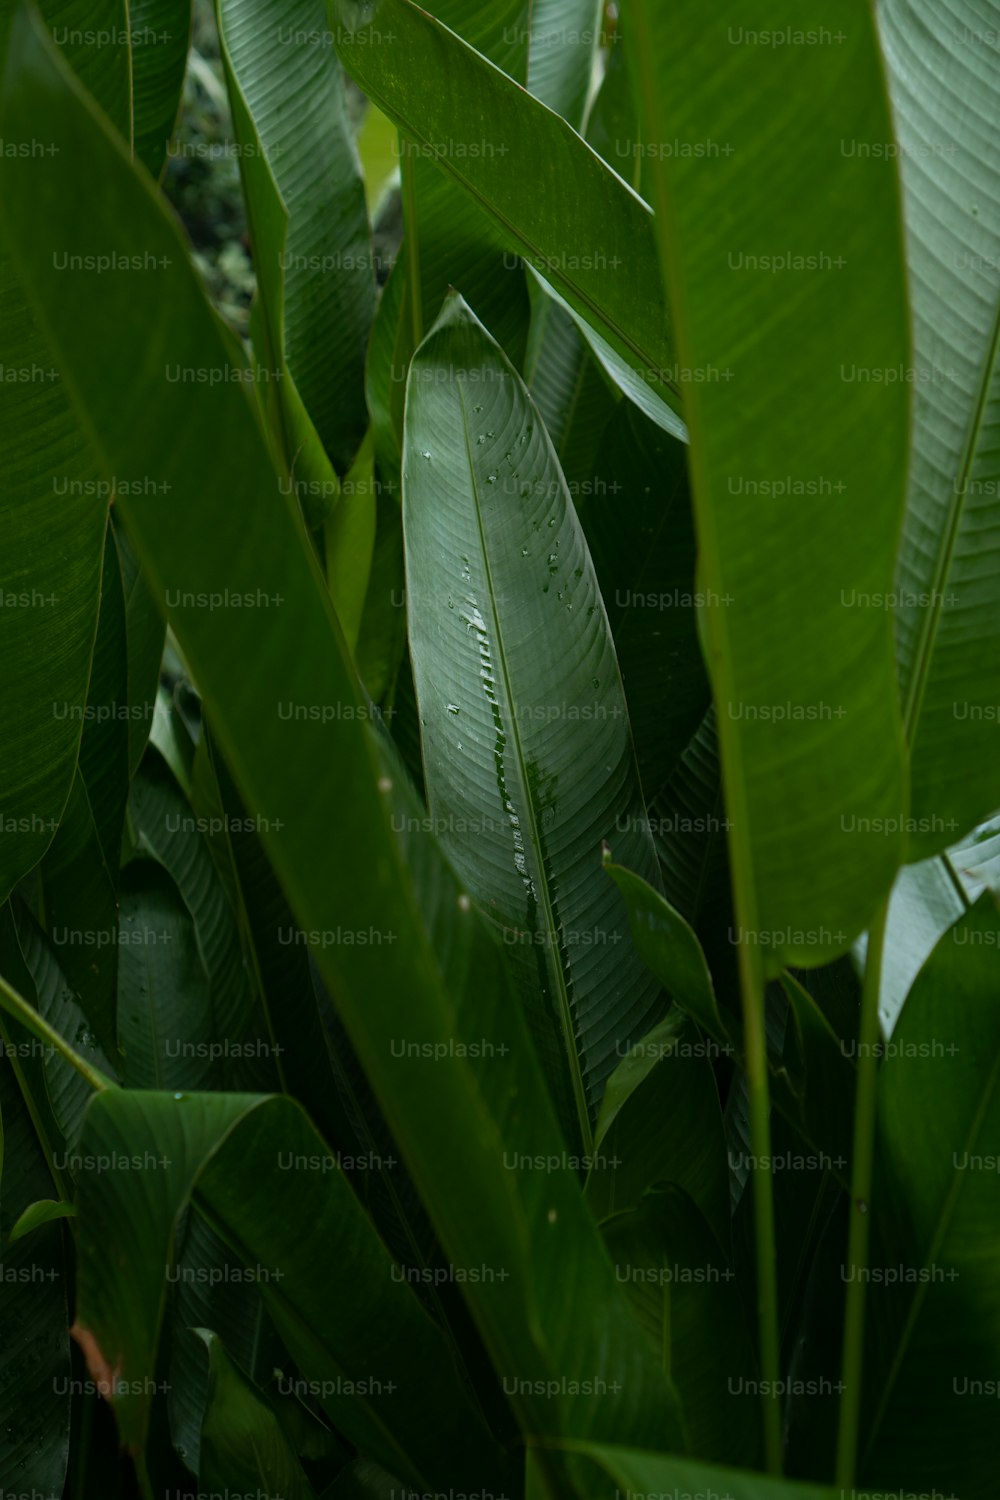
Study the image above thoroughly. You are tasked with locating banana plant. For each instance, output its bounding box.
[0,1,998,1498]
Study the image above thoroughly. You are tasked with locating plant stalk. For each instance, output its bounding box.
[835,898,889,1486]
[399,136,424,347]
[0,975,111,1093]
[737,940,783,1473]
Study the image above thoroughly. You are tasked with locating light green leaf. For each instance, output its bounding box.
[196,1331,316,1499]
[8,1196,76,1241]
[624,0,910,965]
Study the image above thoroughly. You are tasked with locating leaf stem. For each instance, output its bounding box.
[0,975,112,1093]
[835,898,889,1487]
[399,138,424,347]
[737,942,783,1472]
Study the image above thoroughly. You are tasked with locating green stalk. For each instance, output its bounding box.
[0,974,112,1094]
[622,0,783,1465]
[737,940,783,1473]
[835,898,889,1486]
[399,135,424,347]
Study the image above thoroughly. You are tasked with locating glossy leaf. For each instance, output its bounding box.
[403,293,665,1145]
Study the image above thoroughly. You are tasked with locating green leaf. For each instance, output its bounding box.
[0,256,105,902]
[130,0,192,177]
[607,862,856,1182]
[528,267,687,442]
[527,0,603,130]
[403,293,665,1147]
[8,1196,76,1241]
[0,1056,71,1497]
[858,892,1000,1498]
[860,854,967,1037]
[624,0,910,965]
[586,1011,729,1248]
[196,1330,316,1499]
[561,1442,836,1500]
[128,754,272,1086]
[38,771,120,1059]
[116,860,216,1089]
[524,274,619,489]
[74,1089,505,1487]
[37,0,131,133]
[601,1186,760,1468]
[574,402,710,799]
[879,0,1000,858]
[216,0,374,476]
[114,513,165,778]
[0,15,684,1457]
[331,0,682,417]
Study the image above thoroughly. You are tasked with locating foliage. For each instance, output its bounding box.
[0,1,998,1496]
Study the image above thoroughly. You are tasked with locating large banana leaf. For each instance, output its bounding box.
[0,11,683,1459]
[330,0,682,417]
[879,0,1000,858]
[402,294,665,1146]
[623,0,910,966]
